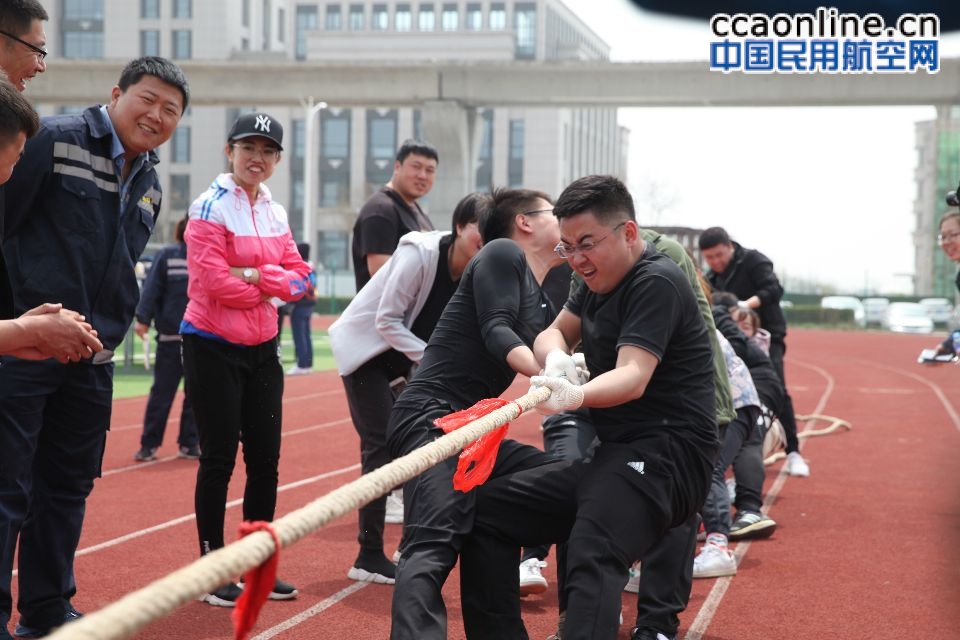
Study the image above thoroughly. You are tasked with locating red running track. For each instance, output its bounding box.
[15,327,959,639]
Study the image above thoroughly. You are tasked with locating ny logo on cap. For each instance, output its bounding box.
[254,114,272,133]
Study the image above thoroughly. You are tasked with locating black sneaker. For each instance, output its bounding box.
[178,444,201,459]
[729,511,777,540]
[347,551,396,584]
[14,606,82,638]
[134,446,158,462]
[631,627,676,640]
[199,582,243,607]
[238,577,299,601]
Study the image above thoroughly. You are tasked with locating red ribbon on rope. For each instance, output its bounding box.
[232,521,281,640]
[434,398,521,492]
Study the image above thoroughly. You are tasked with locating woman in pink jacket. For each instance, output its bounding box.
[181,112,313,607]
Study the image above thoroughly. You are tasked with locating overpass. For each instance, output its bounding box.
[27,58,960,236]
[28,58,960,107]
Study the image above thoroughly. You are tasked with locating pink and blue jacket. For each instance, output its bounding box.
[182,173,313,346]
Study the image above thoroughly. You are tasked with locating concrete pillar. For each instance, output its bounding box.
[420,100,481,227]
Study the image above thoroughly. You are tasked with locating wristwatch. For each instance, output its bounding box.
[242,268,254,282]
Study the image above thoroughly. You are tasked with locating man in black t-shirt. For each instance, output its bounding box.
[351,139,438,291]
[386,187,564,640]
[460,175,717,640]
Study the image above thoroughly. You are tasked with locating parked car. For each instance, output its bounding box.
[918,297,954,326]
[882,302,934,334]
[820,295,866,328]
[862,297,890,326]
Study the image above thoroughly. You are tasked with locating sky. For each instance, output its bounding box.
[560,0,960,294]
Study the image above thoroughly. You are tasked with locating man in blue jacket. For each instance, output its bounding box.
[0,56,188,639]
[133,215,198,462]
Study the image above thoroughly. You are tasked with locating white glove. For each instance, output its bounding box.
[544,349,579,382]
[531,375,585,415]
[571,352,590,385]
[737,300,750,310]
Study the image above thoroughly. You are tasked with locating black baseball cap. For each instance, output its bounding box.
[227,112,284,150]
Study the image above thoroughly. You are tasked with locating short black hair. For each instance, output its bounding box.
[554,175,635,226]
[0,0,48,35]
[117,56,190,112]
[711,291,738,309]
[450,192,488,239]
[0,78,38,145]
[396,139,438,164]
[480,186,552,244]
[174,215,188,243]
[698,227,732,251]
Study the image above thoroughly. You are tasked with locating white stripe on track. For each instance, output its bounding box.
[250,582,370,640]
[684,359,835,640]
[858,359,960,432]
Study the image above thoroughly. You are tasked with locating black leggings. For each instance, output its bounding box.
[182,334,283,555]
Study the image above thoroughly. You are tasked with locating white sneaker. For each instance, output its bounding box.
[692,542,737,579]
[519,558,548,596]
[786,451,810,477]
[725,477,737,502]
[385,490,404,524]
[623,561,641,593]
[286,365,313,376]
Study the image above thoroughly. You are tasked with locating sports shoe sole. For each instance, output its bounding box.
[519,578,548,596]
[198,592,237,607]
[347,566,395,584]
[692,564,737,579]
[729,519,777,540]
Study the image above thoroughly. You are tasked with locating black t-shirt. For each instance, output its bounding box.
[410,234,457,343]
[0,186,12,319]
[396,238,555,412]
[351,186,434,291]
[565,244,716,456]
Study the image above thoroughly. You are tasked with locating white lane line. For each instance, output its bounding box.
[250,582,371,640]
[857,359,960,433]
[684,359,835,640]
[103,418,353,476]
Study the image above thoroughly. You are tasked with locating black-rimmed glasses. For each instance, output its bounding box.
[555,222,627,259]
[0,31,47,62]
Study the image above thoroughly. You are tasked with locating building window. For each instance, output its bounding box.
[141,0,159,19]
[172,30,192,59]
[418,3,435,31]
[475,109,493,191]
[441,4,458,31]
[171,126,191,164]
[318,231,349,270]
[465,3,482,30]
[348,4,365,30]
[372,4,389,30]
[367,111,397,160]
[489,3,506,30]
[278,8,285,41]
[243,0,251,26]
[515,3,536,59]
[63,0,104,58]
[325,4,342,30]
[321,113,350,158]
[295,6,318,59]
[169,174,191,209]
[173,0,191,19]
[395,4,412,31]
[140,30,160,56]
[292,119,306,159]
[508,119,524,187]
[262,0,272,48]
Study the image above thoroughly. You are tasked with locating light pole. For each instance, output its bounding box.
[300,96,327,248]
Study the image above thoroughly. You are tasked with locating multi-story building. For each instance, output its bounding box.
[913,106,960,299]
[38,0,626,285]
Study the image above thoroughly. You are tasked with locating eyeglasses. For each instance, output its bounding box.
[937,230,960,244]
[0,30,47,62]
[231,143,280,161]
[555,222,626,259]
[521,207,554,216]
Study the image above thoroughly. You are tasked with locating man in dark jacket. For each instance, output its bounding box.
[133,215,198,462]
[0,56,188,638]
[699,226,810,477]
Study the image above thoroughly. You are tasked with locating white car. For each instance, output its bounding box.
[862,297,890,326]
[918,297,954,325]
[882,302,934,334]
[820,295,866,328]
